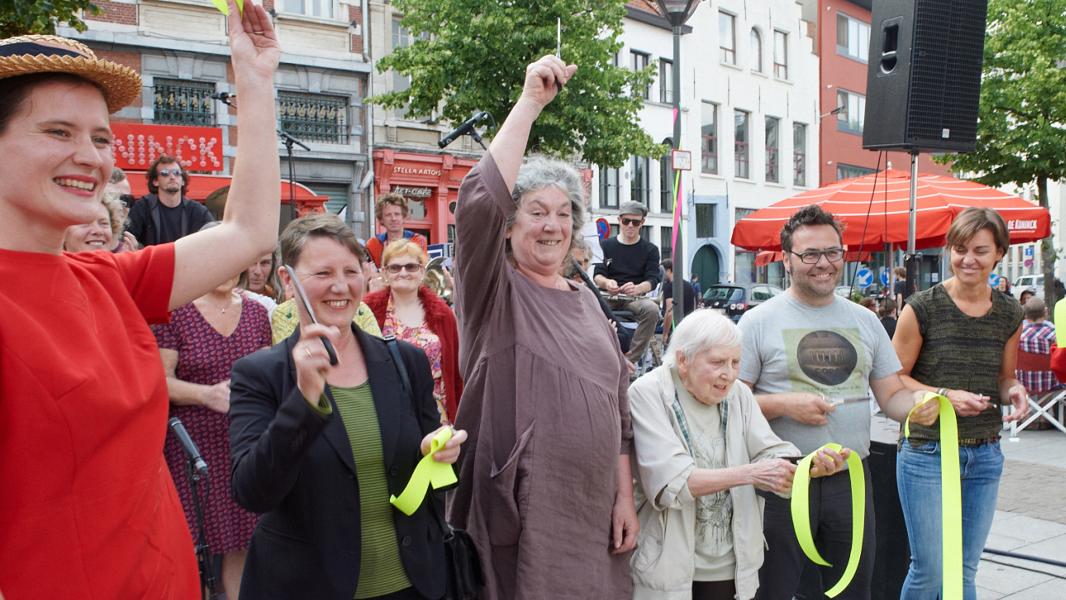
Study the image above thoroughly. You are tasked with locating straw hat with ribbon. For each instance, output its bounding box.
[0,35,141,113]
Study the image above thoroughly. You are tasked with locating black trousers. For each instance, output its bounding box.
[755,459,876,600]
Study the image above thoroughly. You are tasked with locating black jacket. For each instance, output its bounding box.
[127,193,213,246]
[229,326,448,600]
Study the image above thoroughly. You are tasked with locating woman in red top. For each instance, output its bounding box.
[0,3,282,597]
[364,239,463,423]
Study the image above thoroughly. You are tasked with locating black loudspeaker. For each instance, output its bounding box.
[862,0,988,152]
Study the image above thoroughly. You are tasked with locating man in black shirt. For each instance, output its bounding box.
[594,201,661,363]
[127,155,213,245]
[660,258,697,345]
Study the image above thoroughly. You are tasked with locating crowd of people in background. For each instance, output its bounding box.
[0,14,1050,600]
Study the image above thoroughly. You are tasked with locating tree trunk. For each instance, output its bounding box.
[1037,175,1057,314]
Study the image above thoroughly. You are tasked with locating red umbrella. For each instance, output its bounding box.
[732,169,1050,251]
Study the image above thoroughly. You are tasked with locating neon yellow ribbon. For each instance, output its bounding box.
[389,428,457,516]
[211,0,244,16]
[790,442,865,598]
[905,392,962,600]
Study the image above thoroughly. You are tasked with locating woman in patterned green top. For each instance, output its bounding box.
[229,214,467,600]
[892,207,1028,599]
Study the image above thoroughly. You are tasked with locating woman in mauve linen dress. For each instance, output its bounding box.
[447,55,639,599]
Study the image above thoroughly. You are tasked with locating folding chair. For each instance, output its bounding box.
[1006,349,1066,439]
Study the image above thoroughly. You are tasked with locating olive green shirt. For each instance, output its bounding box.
[906,284,1022,442]
[331,384,411,598]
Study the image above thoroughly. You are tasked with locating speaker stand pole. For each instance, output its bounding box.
[904,151,920,298]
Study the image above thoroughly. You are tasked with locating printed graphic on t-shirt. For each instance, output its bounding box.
[783,328,868,397]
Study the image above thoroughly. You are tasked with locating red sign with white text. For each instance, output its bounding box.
[111,124,224,172]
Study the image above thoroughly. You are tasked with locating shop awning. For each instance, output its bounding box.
[126,173,327,204]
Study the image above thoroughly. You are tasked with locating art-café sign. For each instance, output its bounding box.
[111,124,224,172]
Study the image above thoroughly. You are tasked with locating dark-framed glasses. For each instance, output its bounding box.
[789,247,845,264]
[620,217,643,227]
[384,263,424,274]
[118,194,137,207]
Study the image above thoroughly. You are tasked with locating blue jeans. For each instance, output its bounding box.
[897,440,1003,600]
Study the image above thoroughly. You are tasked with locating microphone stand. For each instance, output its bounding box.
[468,128,487,150]
[277,129,310,222]
[187,456,216,600]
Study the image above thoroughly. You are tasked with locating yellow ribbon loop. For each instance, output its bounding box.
[211,0,244,16]
[790,442,865,598]
[390,428,457,516]
[905,392,962,600]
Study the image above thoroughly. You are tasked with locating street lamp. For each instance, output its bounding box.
[656,0,700,323]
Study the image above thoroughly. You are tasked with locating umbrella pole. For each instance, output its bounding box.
[905,151,919,298]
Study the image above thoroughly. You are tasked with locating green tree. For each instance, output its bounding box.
[0,0,100,37]
[371,0,664,167]
[937,0,1066,305]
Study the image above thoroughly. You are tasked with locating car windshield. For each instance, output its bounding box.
[705,286,743,303]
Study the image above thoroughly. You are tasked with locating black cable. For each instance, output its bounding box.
[980,557,1066,580]
[846,150,884,298]
[984,547,1066,570]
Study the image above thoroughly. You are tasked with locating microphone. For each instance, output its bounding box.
[210,92,234,101]
[168,417,208,475]
[438,111,490,149]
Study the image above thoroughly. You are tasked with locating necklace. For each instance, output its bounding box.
[201,293,238,314]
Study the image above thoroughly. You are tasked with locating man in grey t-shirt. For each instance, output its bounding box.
[738,205,930,600]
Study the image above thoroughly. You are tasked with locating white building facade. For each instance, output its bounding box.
[592,0,820,287]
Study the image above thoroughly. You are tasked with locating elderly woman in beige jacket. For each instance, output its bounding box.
[628,310,847,600]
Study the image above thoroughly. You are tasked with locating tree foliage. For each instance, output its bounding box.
[937,0,1066,303]
[0,0,101,38]
[370,0,664,167]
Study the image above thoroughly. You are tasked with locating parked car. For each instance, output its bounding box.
[702,283,784,322]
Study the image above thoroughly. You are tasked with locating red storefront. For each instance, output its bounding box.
[112,123,328,215]
[372,149,478,245]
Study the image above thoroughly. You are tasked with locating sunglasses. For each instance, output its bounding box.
[118,194,137,207]
[384,263,423,274]
[158,168,183,178]
[620,217,643,227]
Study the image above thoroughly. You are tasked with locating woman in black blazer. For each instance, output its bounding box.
[229,214,466,600]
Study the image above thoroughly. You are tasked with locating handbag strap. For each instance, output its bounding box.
[383,335,451,533]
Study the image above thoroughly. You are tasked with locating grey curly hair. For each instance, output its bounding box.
[506,155,586,252]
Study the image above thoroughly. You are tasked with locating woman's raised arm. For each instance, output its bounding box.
[170,1,282,310]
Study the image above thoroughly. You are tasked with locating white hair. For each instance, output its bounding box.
[662,309,742,369]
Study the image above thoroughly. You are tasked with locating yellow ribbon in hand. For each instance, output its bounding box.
[790,442,865,598]
[905,392,962,600]
[390,428,458,516]
[211,0,244,16]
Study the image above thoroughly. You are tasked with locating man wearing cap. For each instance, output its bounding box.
[594,201,661,363]
[127,155,214,246]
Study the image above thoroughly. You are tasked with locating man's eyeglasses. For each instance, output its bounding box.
[384,263,424,274]
[620,217,643,227]
[158,168,183,178]
[118,194,136,207]
[789,248,845,264]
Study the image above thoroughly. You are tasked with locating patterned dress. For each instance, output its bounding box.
[152,292,271,553]
[381,296,448,423]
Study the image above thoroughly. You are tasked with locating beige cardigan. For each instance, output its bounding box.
[628,366,799,600]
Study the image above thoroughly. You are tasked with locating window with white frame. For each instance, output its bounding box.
[793,123,807,187]
[631,51,650,100]
[701,101,718,174]
[390,17,412,118]
[836,12,870,62]
[659,58,674,104]
[765,116,780,183]
[283,0,334,19]
[836,89,866,133]
[631,155,650,206]
[719,12,736,65]
[660,226,672,259]
[750,29,763,73]
[735,109,750,179]
[659,141,673,213]
[773,30,789,79]
[599,166,619,209]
